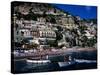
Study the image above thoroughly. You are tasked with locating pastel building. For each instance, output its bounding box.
[61,15,77,29]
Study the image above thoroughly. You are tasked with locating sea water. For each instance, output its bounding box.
[14,50,97,73]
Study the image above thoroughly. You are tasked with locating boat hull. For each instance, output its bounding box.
[58,61,76,67]
[26,59,51,64]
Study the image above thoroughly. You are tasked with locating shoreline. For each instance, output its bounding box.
[13,47,97,60]
[63,47,97,51]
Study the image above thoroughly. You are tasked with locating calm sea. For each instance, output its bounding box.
[14,50,97,74]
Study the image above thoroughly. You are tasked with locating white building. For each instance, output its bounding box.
[85,30,94,39]
[61,15,77,29]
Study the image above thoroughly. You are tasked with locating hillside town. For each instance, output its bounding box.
[11,2,97,73]
[12,2,97,52]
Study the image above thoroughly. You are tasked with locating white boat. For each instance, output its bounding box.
[75,59,96,63]
[26,59,51,64]
[58,61,76,67]
[58,59,97,67]
[58,55,76,67]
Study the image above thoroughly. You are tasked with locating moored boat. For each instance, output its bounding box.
[58,55,76,67]
[58,61,76,67]
[26,59,51,64]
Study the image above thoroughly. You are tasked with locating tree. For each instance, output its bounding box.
[21,39,29,45]
[32,43,39,48]
[55,31,63,41]
[47,40,57,47]
[78,25,87,34]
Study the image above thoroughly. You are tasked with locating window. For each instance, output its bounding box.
[21,31,24,36]
[16,31,19,35]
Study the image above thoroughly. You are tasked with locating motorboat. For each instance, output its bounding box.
[26,59,51,64]
[75,59,96,63]
[58,55,76,67]
[58,61,76,67]
[26,55,51,64]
